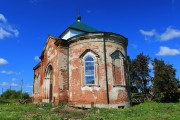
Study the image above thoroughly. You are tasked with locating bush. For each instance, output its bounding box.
[1,90,20,99]
[1,90,30,100]
[22,92,30,99]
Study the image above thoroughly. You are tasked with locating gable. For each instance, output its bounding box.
[59,21,98,40]
[61,29,84,40]
[39,36,58,60]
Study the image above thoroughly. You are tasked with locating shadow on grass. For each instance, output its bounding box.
[131,102,142,106]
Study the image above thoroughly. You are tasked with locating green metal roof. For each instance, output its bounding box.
[69,21,98,32]
[59,20,99,38]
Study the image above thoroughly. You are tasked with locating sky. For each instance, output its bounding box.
[0,0,180,96]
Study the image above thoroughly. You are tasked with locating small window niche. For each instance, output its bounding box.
[111,50,126,86]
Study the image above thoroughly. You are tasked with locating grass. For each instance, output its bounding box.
[120,102,180,120]
[0,99,180,120]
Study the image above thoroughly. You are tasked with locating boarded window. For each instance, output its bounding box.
[111,50,124,85]
[34,74,40,93]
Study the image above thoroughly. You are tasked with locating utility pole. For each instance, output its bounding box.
[20,79,23,99]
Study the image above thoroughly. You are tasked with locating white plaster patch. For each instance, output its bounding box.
[73,101,130,108]
[81,86,100,91]
[109,87,126,100]
[54,93,58,97]
[42,99,49,103]
[47,48,55,61]
[109,89,118,100]
[70,92,72,98]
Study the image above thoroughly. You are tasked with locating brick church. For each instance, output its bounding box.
[33,16,130,108]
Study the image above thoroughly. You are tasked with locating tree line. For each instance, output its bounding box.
[0,90,30,100]
[129,53,180,102]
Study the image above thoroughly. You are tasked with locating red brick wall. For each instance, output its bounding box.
[68,35,129,106]
[33,36,68,104]
[34,34,130,107]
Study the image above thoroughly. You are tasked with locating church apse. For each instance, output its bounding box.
[33,17,130,108]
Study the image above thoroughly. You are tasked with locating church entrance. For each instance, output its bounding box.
[43,64,53,103]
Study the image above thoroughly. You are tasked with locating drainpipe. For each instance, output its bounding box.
[67,46,69,90]
[103,33,110,104]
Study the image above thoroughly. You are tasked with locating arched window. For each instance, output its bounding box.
[34,74,40,93]
[45,65,53,78]
[84,56,95,84]
[37,74,40,92]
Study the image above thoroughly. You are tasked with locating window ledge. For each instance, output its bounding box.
[113,85,126,87]
[81,85,100,91]
[82,84,100,87]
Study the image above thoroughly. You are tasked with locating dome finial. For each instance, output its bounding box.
[76,8,81,22]
[77,15,81,22]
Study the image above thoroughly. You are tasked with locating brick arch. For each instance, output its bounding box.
[43,63,53,103]
[79,49,99,59]
[45,63,53,77]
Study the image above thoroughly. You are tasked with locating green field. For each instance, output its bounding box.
[0,101,179,120]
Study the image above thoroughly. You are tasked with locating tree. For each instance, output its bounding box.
[1,90,20,99]
[152,58,180,102]
[130,53,151,99]
[1,90,30,100]
[22,92,30,99]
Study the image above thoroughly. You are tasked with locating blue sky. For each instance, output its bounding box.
[0,0,180,96]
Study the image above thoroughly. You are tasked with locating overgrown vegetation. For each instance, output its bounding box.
[1,90,30,101]
[0,101,179,120]
[130,53,180,103]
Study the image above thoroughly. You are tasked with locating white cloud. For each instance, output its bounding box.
[34,56,40,61]
[0,28,11,39]
[10,83,19,86]
[0,14,7,23]
[130,43,138,48]
[140,27,180,41]
[156,46,180,56]
[0,82,19,87]
[11,78,17,82]
[0,70,14,74]
[24,85,33,88]
[0,82,8,86]
[0,13,19,40]
[0,70,21,75]
[139,29,156,37]
[0,58,8,65]
[159,27,180,41]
